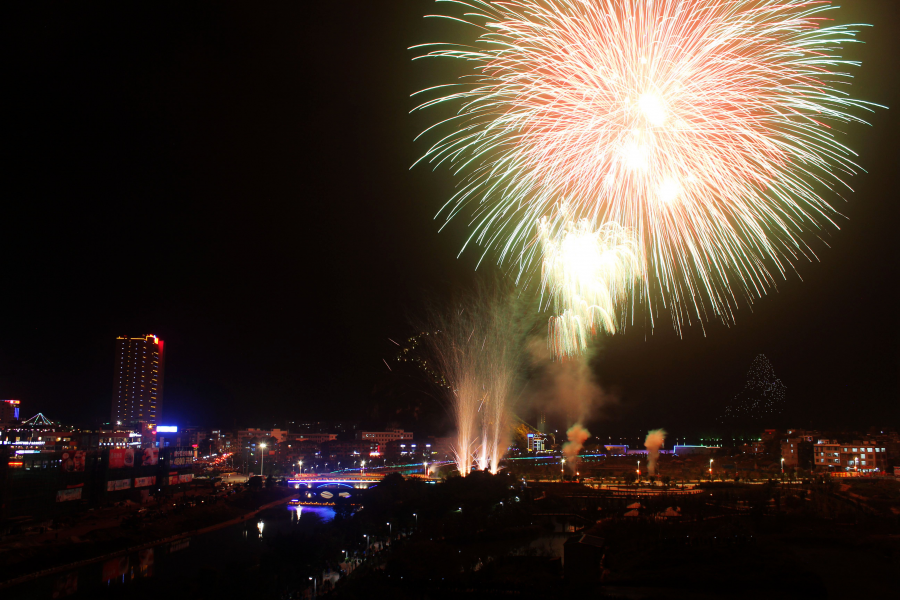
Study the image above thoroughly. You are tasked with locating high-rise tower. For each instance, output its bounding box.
[111,335,165,426]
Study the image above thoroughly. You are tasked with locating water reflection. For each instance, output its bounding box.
[287,504,335,522]
[12,505,338,599]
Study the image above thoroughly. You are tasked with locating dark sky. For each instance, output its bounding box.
[2,1,898,436]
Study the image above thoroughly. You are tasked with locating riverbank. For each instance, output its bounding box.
[0,487,294,589]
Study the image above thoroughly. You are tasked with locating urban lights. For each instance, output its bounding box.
[259,443,267,476]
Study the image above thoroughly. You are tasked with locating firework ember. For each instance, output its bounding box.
[539,208,640,358]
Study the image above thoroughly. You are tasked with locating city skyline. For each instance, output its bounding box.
[0,1,897,434]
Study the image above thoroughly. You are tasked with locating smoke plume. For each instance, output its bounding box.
[562,423,590,471]
[524,338,609,426]
[644,429,667,476]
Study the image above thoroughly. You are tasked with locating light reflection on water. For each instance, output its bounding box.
[10,504,339,599]
[287,504,335,522]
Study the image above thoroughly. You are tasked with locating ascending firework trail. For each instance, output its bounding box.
[423,289,529,476]
[414,0,880,356]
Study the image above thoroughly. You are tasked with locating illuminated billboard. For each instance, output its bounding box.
[167,448,193,468]
[107,478,132,492]
[168,473,192,485]
[109,448,135,469]
[142,447,159,466]
[61,450,85,472]
[56,488,82,502]
[157,425,178,433]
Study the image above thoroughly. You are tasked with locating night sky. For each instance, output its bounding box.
[3,1,898,436]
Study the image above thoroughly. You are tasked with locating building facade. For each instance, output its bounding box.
[355,429,413,445]
[780,437,813,469]
[111,335,165,426]
[1,399,21,424]
[527,433,549,452]
[288,432,337,444]
[814,439,889,474]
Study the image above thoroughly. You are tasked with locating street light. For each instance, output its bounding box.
[780,457,785,475]
[387,522,392,535]
[709,458,713,480]
[561,457,566,480]
[309,576,316,598]
[413,513,418,526]
[259,443,267,477]
[423,461,428,476]
[298,460,303,475]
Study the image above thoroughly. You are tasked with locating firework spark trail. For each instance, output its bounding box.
[414,0,879,332]
[426,291,524,475]
[539,209,640,358]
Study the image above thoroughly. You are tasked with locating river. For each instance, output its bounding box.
[5,505,335,599]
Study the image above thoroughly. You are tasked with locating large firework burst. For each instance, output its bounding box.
[414,0,878,332]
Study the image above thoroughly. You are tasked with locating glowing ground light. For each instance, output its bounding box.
[414,0,881,335]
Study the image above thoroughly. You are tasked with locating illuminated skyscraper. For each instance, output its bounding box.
[111,335,165,426]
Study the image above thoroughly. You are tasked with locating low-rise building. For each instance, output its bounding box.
[741,441,766,454]
[814,439,889,474]
[673,445,715,455]
[384,439,437,460]
[527,433,549,452]
[356,429,413,445]
[1,399,21,425]
[287,432,337,444]
[320,440,378,462]
[780,437,813,469]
